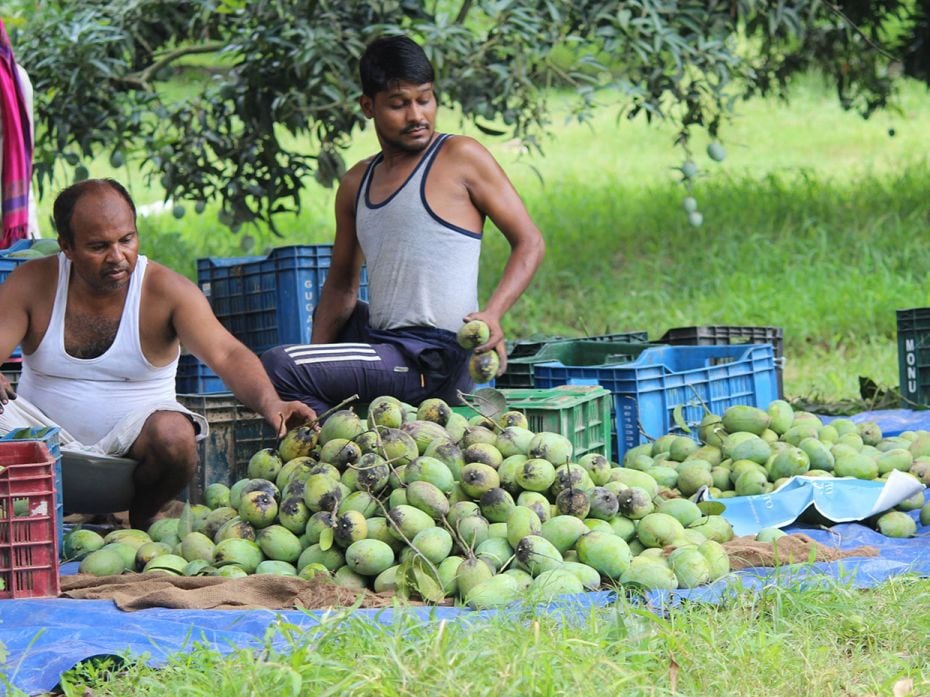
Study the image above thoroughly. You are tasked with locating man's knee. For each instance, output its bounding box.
[131,411,197,470]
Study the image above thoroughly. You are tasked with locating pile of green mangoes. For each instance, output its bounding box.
[627,400,930,537]
[63,397,929,607]
[64,394,738,608]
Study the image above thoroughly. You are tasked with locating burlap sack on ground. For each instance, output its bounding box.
[722,533,879,570]
[60,573,400,612]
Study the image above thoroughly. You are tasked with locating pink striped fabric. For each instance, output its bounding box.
[0,19,32,249]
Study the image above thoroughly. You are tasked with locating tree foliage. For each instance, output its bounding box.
[8,0,930,230]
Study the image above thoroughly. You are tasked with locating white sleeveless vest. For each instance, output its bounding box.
[18,252,179,444]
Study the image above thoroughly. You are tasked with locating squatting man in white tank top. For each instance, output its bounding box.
[261,35,546,414]
[0,179,316,528]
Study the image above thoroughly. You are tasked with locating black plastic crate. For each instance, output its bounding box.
[507,330,648,360]
[897,308,930,407]
[176,394,277,504]
[657,325,784,397]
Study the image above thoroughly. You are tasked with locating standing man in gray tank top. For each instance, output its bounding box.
[262,35,545,414]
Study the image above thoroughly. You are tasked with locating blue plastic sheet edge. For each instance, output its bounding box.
[2,494,929,696]
[818,407,930,438]
[706,469,924,537]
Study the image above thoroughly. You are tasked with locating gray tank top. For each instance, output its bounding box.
[355,134,482,333]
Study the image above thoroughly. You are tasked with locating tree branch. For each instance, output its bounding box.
[118,42,226,89]
[826,2,900,62]
[454,0,472,24]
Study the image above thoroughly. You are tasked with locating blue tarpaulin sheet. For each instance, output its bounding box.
[709,470,924,536]
[820,408,930,437]
[2,408,929,695]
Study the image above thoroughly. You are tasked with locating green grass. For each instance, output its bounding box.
[47,576,930,696]
[32,71,930,402]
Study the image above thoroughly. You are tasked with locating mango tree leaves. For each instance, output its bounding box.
[10,0,928,229]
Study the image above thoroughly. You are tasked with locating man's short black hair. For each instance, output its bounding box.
[53,178,137,245]
[359,35,435,97]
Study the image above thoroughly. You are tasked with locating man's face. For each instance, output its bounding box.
[60,187,139,294]
[361,81,437,153]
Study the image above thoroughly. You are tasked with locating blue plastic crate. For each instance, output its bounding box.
[533,344,778,461]
[0,256,20,286]
[0,426,63,554]
[1,240,60,359]
[176,354,227,394]
[657,325,785,398]
[197,245,369,355]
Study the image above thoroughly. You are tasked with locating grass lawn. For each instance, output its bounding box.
[48,576,930,696]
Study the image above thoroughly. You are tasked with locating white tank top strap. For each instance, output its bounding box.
[45,252,71,351]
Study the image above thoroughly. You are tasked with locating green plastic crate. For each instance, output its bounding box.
[497,341,654,389]
[455,385,613,461]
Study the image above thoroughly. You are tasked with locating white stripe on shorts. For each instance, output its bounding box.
[285,343,373,353]
[286,347,377,359]
[293,354,382,366]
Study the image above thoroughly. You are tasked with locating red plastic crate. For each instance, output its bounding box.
[0,441,60,598]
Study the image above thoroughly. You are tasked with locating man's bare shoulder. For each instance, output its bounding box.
[335,155,377,213]
[443,134,496,162]
[440,134,508,185]
[440,135,504,177]
[3,254,58,291]
[339,156,376,194]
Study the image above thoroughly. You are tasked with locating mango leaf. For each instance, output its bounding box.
[474,121,507,136]
[412,559,445,603]
[471,387,507,419]
[394,557,415,600]
[697,501,725,515]
[177,501,194,539]
[672,405,691,434]
[318,526,334,552]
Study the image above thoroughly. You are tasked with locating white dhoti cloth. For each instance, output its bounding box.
[0,394,208,457]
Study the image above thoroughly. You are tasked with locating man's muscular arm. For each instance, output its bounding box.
[311,162,368,344]
[157,268,317,433]
[453,137,546,371]
[0,259,55,409]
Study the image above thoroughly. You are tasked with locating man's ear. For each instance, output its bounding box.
[359,94,374,119]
